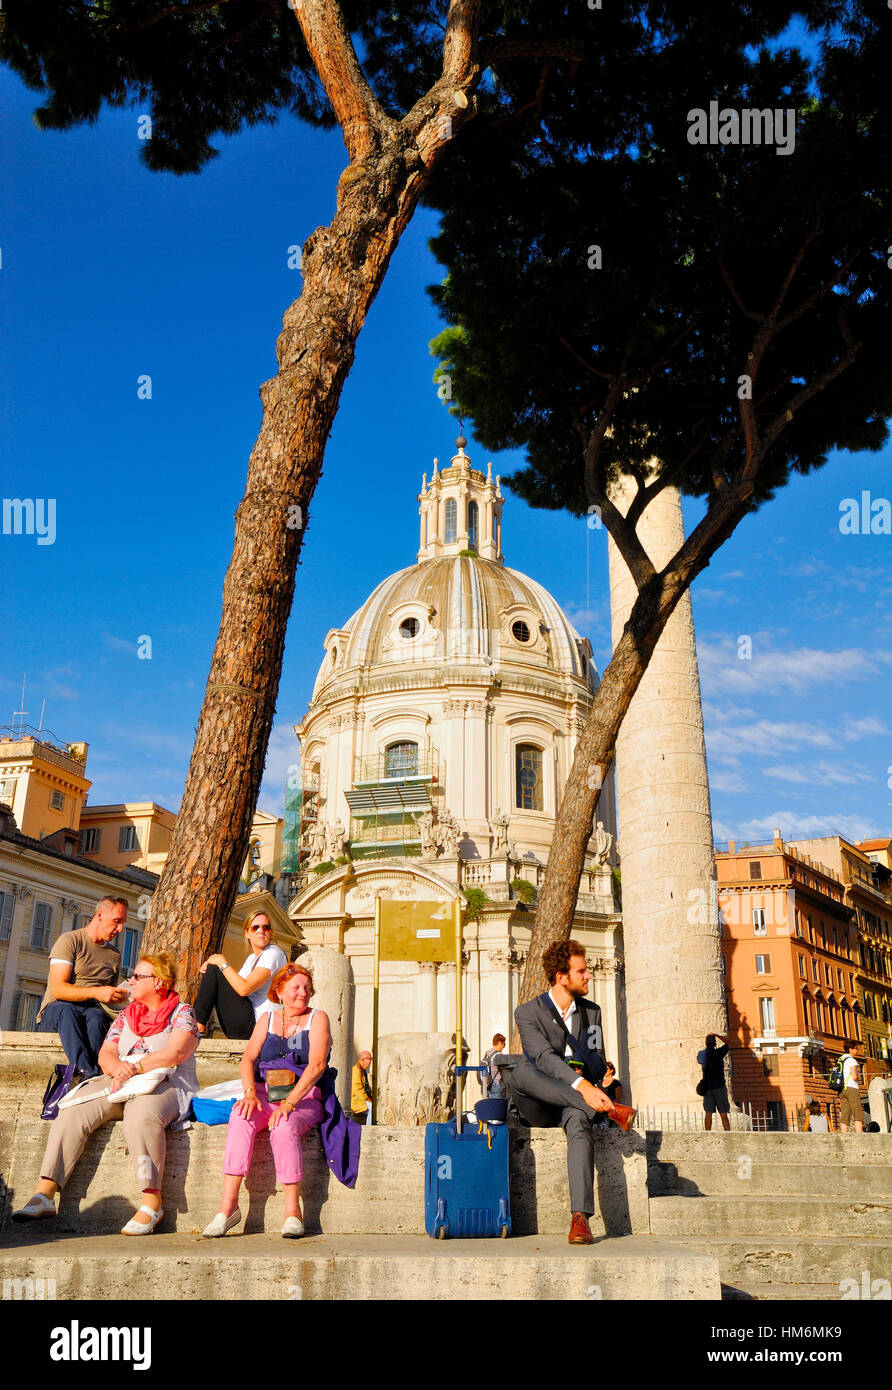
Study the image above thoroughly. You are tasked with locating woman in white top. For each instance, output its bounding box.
[193,912,287,1040]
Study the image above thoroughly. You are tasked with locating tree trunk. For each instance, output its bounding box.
[143,0,483,999]
[513,476,753,1040]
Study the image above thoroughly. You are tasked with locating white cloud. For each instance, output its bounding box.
[698,636,892,695]
[259,722,300,817]
[102,632,136,655]
[713,810,882,843]
[762,760,875,787]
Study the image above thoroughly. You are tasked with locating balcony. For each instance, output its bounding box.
[346,747,441,816]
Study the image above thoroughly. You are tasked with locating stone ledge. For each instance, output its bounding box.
[0,1233,721,1300]
[0,1118,649,1239]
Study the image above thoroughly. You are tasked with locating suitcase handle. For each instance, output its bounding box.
[454,1064,489,1133]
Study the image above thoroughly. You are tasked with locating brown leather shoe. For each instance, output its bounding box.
[568,1212,594,1245]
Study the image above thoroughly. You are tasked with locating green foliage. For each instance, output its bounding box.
[457,547,477,558]
[2,1,822,178]
[427,10,891,516]
[611,866,622,909]
[311,860,335,876]
[462,886,490,921]
[511,877,537,904]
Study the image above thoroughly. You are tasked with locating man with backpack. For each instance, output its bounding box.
[697,1032,731,1131]
[833,1051,864,1134]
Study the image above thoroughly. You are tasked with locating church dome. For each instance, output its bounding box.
[311,441,597,702]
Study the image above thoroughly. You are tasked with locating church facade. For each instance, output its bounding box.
[287,439,627,1076]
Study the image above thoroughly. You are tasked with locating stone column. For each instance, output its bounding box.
[300,946,355,1111]
[415,961,438,1032]
[607,478,726,1115]
[0,885,32,1029]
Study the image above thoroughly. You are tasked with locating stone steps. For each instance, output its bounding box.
[0,1232,720,1301]
[723,1283,854,1302]
[1,1118,650,1239]
[648,1160,890,1198]
[650,1194,892,1240]
[660,1235,892,1303]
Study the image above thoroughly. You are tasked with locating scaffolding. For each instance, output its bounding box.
[282,766,319,873]
[346,746,441,860]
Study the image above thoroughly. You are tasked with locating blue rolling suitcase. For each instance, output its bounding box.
[424,1066,511,1239]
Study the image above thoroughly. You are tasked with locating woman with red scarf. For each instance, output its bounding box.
[12,951,199,1234]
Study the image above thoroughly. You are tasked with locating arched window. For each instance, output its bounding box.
[384,741,418,778]
[445,498,457,544]
[515,744,543,811]
[468,500,479,550]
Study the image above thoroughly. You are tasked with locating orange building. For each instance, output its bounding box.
[790,835,892,1082]
[716,830,865,1130]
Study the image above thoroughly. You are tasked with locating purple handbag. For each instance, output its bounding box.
[40,1063,81,1120]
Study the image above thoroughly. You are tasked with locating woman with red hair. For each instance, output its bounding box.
[203,960,359,1239]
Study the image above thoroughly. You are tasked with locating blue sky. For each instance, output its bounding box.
[1,54,889,849]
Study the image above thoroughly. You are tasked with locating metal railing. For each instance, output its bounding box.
[353,750,441,784]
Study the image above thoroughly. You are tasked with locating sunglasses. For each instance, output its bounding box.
[128,971,155,981]
[249,923,272,932]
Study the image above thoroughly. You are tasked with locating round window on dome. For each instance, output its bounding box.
[399,617,421,639]
[511,620,531,644]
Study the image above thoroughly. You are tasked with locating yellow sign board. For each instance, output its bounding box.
[377,899,458,963]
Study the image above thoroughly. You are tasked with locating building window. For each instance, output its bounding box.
[13,990,42,1032]
[759,996,776,1037]
[752,907,767,936]
[815,1000,824,1031]
[762,1054,779,1076]
[398,617,420,639]
[748,861,762,880]
[812,959,819,983]
[0,890,14,942]
[80,828,101,854]
[802,995,810,1030]
[837,968,843,990]
[118,826,140,854]
[121,927,142,977]
[798,954,806,978]
[0,777,16,801]
[50,790,65,811]
[511,620,531,644]
[755,954,771,975]
[807,916,813,942]
[445,498,457,544]
[515,745,544,811]
[467,500,479,550]
[30,901,54,950]
[824,964,831,985]
[384,742,418,778]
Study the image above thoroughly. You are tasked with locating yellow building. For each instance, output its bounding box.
[78,802,177,875]
[0,735,90,843]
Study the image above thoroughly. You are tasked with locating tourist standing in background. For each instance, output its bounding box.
[698,1032,731,1132]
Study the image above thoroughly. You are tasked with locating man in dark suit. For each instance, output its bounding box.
[508,939,621,1245]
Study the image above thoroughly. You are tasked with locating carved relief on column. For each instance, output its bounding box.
[11,884,32,901]
[487,947,527,970]
[59,898,80,916]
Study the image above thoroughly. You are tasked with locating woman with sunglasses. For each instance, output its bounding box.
[12,951,199,1234]
[202,961,360,1239]
[193,911,287,1039]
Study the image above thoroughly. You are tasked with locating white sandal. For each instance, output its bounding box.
[121,1204,164,1236]
[11,1193,57,1222]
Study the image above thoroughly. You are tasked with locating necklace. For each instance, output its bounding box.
[282,1009,310,1037]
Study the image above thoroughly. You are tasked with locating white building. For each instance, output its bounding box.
[288,439,626,1074]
